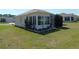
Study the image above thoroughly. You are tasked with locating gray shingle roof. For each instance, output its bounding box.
[17,9,53,16]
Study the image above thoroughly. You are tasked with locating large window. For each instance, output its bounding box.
[26,16,28,20]
[65,17,70,21]
[29,16,32,25]
[33,16,36,25]
[25,16,28,23]
[71,17,74,21]
[38,16,43,25]
[45,16,50,24]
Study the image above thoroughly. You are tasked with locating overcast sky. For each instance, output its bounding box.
[0,9,79,15]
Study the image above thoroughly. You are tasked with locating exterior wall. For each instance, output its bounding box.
[0,17,15,23]
[15,12,54,29]
[5,17,15,23]
[15,16,26,27]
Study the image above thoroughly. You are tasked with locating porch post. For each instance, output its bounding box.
[31,16,33,25]
[70,17,71,22]
[63,16,65,22]
[43,16,46,29]
[32,16,33,28]
[43,16,45,25]
[74,16,76,21]
[36,16,38,29]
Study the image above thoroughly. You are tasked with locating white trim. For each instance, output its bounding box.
[70,17,71,22]
[36,16,38,26]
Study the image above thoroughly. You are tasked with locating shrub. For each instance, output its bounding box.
[54,14,63,28]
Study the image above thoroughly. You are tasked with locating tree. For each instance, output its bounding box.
[54,14,63,28]
[3,14,8,17]
[2,14,15,17]
[0,14,2,17]
[8,14,15,17]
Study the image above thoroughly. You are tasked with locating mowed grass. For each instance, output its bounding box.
[0,22,79,48]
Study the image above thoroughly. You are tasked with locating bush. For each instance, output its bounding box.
[54,14,63,28]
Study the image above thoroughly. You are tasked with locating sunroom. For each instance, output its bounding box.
[25,15,54,31]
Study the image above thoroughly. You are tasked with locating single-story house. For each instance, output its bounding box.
[60,13,77,22]
[15,9,78,32]
[15,9,58,31]
[0,17,15,23]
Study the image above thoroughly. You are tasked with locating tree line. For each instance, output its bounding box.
[0,14,15,17]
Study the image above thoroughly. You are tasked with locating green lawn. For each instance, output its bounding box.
[0,22,79,49]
